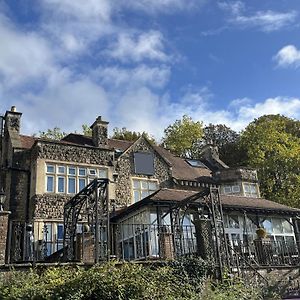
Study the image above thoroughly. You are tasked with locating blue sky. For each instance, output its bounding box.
[0,0,300,139]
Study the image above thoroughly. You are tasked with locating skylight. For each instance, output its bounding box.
[186,159,207,168]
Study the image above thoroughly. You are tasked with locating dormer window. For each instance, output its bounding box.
[133,152,154,175]
[223,184,240,194]
[243,183,258,197]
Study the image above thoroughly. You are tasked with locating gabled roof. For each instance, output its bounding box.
[63,133,213,182]
[153,146,212,181]
[111,188,300,221]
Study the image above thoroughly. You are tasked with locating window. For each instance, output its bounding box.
[132,179,158,202]
[134,152,154,175]
[243,183,258,197]
[186,159,207,168]
[45,163,108,194]
[42,223,64,256]
[223,184,240,194]
[46,176,54,192]
[57,177,65,193]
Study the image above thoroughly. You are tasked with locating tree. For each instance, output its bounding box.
[82,124,92,137]
[203,124,244,166]
[162,115,203,157]
[240,115,300,207]
[111,127,156,144]
[39,127,67,140]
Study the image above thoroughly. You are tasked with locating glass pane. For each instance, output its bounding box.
[134,190,140,202]
[133,180,140,189]
[141,191,149,199]
[44,224,52,242]
[148,181,157,190]
[47,165,55,173]
[282,220,293,233]
[78,168,86,176]
[79,178,86,191]
[243,184,250,193]
[262,219,272,234]
[232,185,240,193]
[89,169,97,176]
[47,176,54,192]
[58,177,65,193]
[99,169,108,178]
[57,224,64,240]
[141,181,148,189]
[58,166,65,174]
[68,167,76,175]
[224,186,231,193]
[250,184,257,193]
[273,219,283,234]
[228,215,239,228]
[68,177,76,193]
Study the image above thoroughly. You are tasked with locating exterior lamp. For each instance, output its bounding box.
[0,188,6,211]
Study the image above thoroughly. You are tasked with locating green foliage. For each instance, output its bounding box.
[38,127,67,140]
[81,124,92,137]
[240,114,300,207]
[162,115,204,157]
[0,262,200,300]
[203,124,244,166]
[111,127,156,144]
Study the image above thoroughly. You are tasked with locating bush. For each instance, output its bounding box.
[0,260,272,300]
[0,262,199,300]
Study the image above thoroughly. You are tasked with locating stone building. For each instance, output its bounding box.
[0,106,300,264]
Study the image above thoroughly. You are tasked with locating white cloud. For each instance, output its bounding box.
[0,14,55,87]
[40,0,114,54]
[219,1,297,32]
[121,0,201,14]
[97,65,170,89]
[106,31,169,62]
[274,45,300,68]
[16,76,109,134]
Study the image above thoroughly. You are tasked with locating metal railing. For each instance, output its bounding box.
[111,223,198,261]
[228,238,300,268]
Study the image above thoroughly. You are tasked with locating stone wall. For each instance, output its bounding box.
[33,142,114,166]
[215,167,258,183]
[115,139,172,206]
[0,212,10,264]
[33,194,72,220]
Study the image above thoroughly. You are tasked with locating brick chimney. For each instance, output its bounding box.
[90,116,109,147]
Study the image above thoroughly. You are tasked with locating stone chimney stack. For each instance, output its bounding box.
[90,116,109,147]
[4,106,22,134]
[199,144,229,171]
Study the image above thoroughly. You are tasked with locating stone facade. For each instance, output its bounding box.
[0,212,10,264]
[34,142,114,166]
[33,194,72,220]
[115,138,172,206]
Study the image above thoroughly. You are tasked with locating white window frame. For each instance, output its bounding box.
[45,163,108,194]
[131,178,159,203]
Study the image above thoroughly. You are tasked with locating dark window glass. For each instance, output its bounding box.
[134,152,154,175]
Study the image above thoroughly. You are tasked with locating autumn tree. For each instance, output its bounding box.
[38,127,67,140]
[240,115,300,207]
[162,115,203,157]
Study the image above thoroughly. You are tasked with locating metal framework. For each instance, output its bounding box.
[63,178,109,262]
[166,187,230,278]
